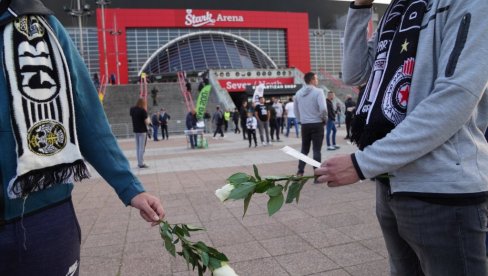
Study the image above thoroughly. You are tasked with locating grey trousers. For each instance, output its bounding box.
[135,132,147,166]
[257,120,270,143]
[376,181,488,276]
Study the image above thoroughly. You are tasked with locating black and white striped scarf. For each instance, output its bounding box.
[351,0,428,150]
[4,15,89,198]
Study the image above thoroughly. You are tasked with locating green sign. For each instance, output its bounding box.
[196,84,212,120]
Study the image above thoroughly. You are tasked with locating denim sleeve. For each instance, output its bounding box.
[46,16,145,205]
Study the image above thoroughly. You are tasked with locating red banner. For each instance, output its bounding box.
[218,78,294,92]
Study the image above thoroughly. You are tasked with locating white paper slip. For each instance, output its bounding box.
[281,146,321,168]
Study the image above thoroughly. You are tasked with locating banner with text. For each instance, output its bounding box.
[218,78,294,92]
[196,84,212,120]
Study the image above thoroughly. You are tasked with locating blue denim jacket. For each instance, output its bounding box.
[0,15,144,222]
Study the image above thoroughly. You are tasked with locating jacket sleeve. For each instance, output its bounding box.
[317,90,327,121]
[353,1,488,178]
[342,5,377,86]
[294,100,300,121]
[47,16,144,205]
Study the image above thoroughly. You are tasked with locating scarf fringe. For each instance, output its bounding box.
[10,160,90,198]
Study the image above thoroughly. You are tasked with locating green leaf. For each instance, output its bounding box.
[184,224,205,232]
[254,179,272,193]
[243,193,252,218]
[253,164,261,181]
[194,241,209,252]
[160,222,173,240]
[228,182,256,200]
[227,172,250,184]
[267,193,284,216]
[173,225,185,237]
[266,185,283,197]
[163,236,176,256]
[182,247,191,268]
[264,175,292,181]
[285,182,301,203]
[208,257,222,270]
[201,251,209,266]
[295,179,308,203]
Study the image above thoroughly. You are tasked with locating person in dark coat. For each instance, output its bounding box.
[185,109,198,149]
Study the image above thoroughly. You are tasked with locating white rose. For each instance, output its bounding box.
[215,184,234,202]
[212,263,238,276]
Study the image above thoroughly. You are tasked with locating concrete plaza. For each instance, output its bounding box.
[74,127,389,276]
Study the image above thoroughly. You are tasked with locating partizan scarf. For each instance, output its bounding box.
[351,0,428,150]
[4,15,90,198]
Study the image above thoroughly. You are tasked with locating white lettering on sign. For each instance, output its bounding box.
[185,9,244,27]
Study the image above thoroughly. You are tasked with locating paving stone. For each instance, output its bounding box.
[219,241,270,262]
[79,257,120,276]
[286,217,331,233]
[232,257,288,276]
[81,244,124,259]
[83,231,126,248]
[319,212,365,228]
[299,229,354,249]
[260,235,313,256]
[247,222,295,240]
[275,249,339,275]
[321,242,384,267]
[120,257,172,276]
[309,269,351,276]
[336,223,383,241]
[345,259,390,276]
[360,237,389,258]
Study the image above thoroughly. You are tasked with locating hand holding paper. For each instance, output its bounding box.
[280,146,321,168]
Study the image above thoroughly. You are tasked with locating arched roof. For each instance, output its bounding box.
[138,31,277,76]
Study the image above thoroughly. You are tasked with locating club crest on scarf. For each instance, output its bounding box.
[4,15,90,198]
[15,15,44,40]
[28,120,67,156]
[351,0,427,150]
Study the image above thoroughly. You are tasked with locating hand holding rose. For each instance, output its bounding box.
[315,154,360,187]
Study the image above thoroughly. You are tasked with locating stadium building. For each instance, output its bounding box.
[42,0,389,135]
[47,0,388,83]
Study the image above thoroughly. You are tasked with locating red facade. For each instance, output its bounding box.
[96,9,310,84]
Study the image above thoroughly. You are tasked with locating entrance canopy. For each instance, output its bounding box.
[139,31,277,77]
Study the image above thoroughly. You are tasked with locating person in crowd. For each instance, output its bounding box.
[223,109,231,132]
[0,4,165,274]
[185,109,198,149]
[203,111,211,133]
[285,97,299,138]
[325,91,339,150]
[110,73,116,85]
[344,94,356,140]
[151,111,161,141]
[93,73,100,90]
[159,108,171,140]
[269,104,278,142]
[335,102,342,128]
[294,72,327,179]
[254,97,271,146]
[212,105,225,138]
[150,87,159,106]
[246,111,258,148]
[232,108,241,134]
[272,97,283,141]
[316,1,488,275]
[130,99,150,168]
[185,79,192,93]
[240,101,249,140]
